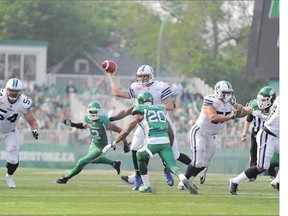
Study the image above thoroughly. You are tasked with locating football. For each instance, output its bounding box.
[101,60,117,74]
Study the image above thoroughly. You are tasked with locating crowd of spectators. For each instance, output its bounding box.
[18,81,247,148]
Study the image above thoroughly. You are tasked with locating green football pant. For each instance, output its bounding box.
[270,152,279,167]
[136,143,182,176]
[66,143,114,179]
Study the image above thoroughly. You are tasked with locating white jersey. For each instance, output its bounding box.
[195,94,234,135]
[264,96,279,137]
[127,80,181,159]
[128,80,173,106]
[128,80,174,124]
[0,89,32,133]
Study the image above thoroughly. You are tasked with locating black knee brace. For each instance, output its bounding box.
[185,164,205,179]
[6,162,19,175]
[177,153,192,165]
[244,166,264,179]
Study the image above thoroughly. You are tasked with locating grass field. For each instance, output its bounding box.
[0,168,279,215]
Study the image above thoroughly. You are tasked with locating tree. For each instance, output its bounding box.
[154,1,267,102]
[0,0,111,66]
[0,1,269,102]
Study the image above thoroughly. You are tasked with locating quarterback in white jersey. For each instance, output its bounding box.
[0,78,39,188]
[229,94,279,195]
[183,80,252,194]
[106,64,191,190]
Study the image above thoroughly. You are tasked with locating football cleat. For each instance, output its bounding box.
[182,178,198,194]
[163,168,174,186]
[113,160,121,175]
[139,185,152,193]
[121,173,136,184]
[56,176,69,184]
[270,179,279,191]
[200,167,208,184]
[228,179,238,195]
[248,178,256,182]
[4,174,16,189]
[132,175,143,191]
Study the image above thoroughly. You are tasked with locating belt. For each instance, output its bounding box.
[263,126,277,137]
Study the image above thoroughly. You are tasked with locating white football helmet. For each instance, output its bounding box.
[87,101,102,120]
[5,78,23,103]
[214,80,234,102]
[136,65,155,86]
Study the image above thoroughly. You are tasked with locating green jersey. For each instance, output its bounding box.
[83,114,110,146]
[132,104,170,145]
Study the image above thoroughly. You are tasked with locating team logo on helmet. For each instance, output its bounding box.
[5,78,23,103]
[87,101,102,120]
[136,65,155,86]
[137,91,154,104]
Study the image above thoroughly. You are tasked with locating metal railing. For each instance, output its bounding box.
[46,74,214,98]
[21,128,249,149]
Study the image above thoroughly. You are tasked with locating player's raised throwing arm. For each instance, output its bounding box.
[106,73,130,98]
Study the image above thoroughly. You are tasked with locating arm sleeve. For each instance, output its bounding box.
[70,122,85,129]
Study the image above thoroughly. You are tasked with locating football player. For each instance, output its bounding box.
[241,86,277,181]
[0,78,39,188]
[229,96,279,195]
[182,80,252,194]
[105,64,191,190]
[56,101,128,184]
[103,91,197,194]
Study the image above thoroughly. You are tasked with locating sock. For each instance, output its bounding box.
[141,174,150,188]
[178,174,186,181]
[132,150,141,176]
[232,172,248,184]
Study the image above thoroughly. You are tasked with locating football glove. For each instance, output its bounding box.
[102,144,112,154]
[63,118,72,126]
[32,129,39,140]
[230,109,238,119]
[123,141,131,153]
[225,95,237,105]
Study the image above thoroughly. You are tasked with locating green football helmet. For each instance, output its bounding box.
[256,86,276,109]
[249,99,260,110]
[137,91,154,104]
[87,101,102,120]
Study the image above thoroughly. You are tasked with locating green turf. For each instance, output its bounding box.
[0,168,279,215]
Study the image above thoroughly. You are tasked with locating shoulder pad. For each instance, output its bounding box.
[83,114,90,123]
[132,105,144,115]
[100,114,109,121]
[155,80,169,88]
[203,94,217,106]
[0,89,5,98]
[19,95,33,109]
